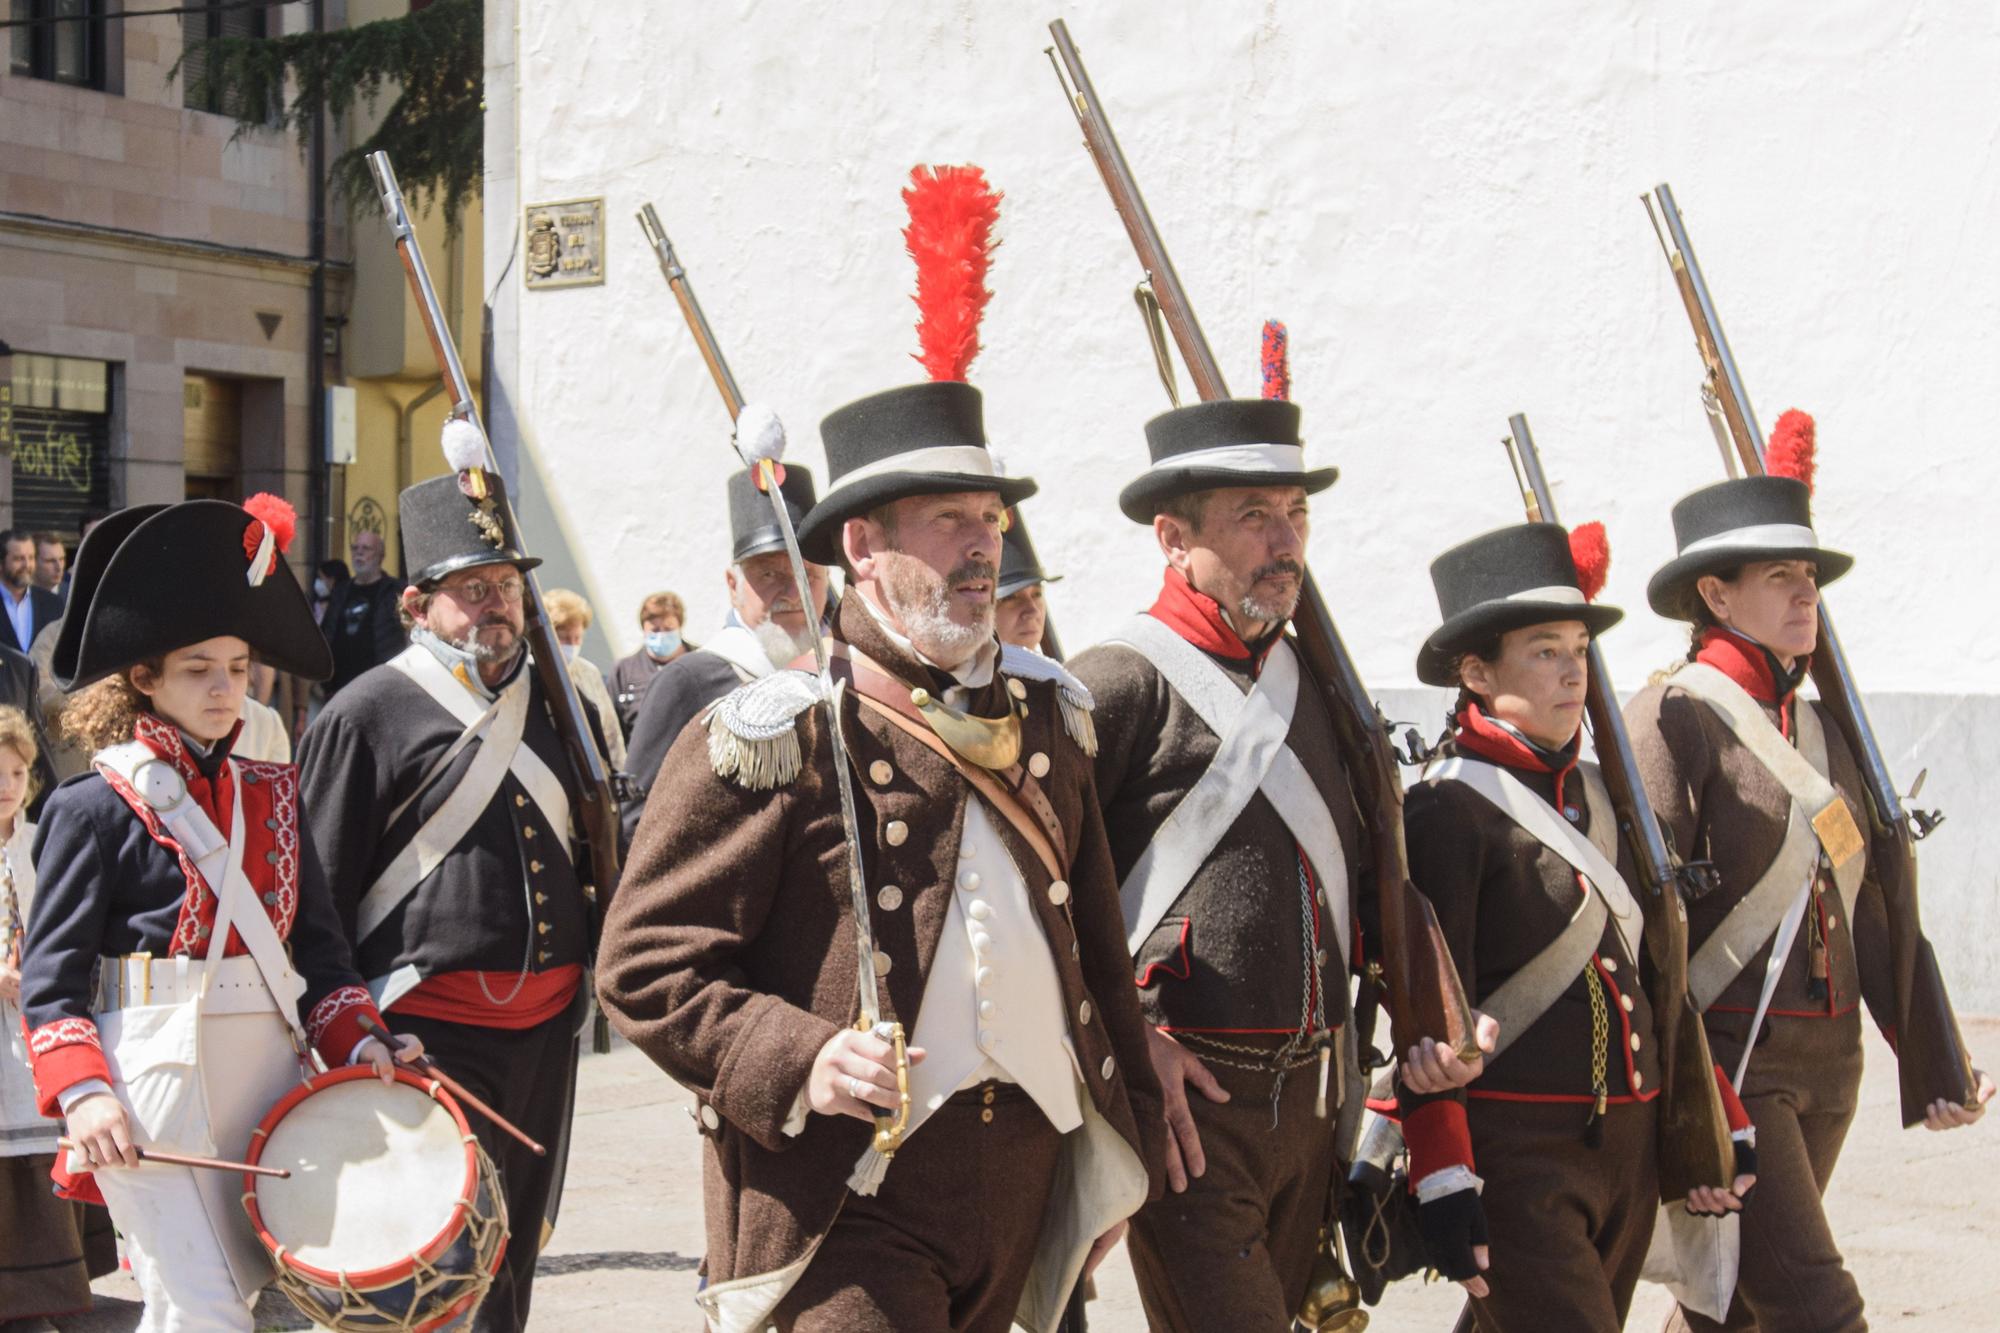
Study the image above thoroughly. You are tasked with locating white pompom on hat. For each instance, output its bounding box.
[441,416,488,473]
[735,402,786,464]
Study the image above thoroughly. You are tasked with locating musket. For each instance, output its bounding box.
[637,204,911,1160]
[1641,183,1975,1126]
[366,154,622,911]
[1046,19,1478,1068]
[1501,414,1733,1198]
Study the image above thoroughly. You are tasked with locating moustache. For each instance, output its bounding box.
[947,560,998,587]
[478,615,517,630]
[1251,559,1304,583]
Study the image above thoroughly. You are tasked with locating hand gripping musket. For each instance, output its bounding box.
[1501,414,1734,1198]
[366,154,622,911]
[1046,19,1478,1072]
[637,203,910,1160]
[1641,183,1976,1127]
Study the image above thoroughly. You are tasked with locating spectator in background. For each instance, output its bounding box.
[608,591,690,736]
[311,558,350,625]
[30,511,110,782]
[993,517,1060,651]
[31,533,64,600]
[320,528,407,696]
[543,588,627,771]
[54,509,106,605]
[0,532,59,656]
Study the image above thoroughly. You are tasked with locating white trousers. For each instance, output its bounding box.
[94,1162,254,1333]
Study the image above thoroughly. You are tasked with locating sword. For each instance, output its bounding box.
[637,203,910,1157]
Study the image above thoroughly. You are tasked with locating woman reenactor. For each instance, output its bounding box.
[1397,522,1755,1331]
[17,497,421,1331]
[1627,469,1992,1332]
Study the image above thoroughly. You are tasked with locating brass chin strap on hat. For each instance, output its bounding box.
[908,686,1023,772]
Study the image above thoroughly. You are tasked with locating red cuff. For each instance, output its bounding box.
[28,1020,112,1118]
[1402,1098,1474,1184]
[1712,1064,1752,1134]
[307,986,384,1067]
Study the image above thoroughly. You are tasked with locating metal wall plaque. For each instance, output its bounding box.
[523,197,607,290]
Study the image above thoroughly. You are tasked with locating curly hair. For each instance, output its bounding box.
[0,704,41,806]
[60,663,161,756]
[543,587,593,635]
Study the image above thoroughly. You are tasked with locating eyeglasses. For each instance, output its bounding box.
[441,575,526,605]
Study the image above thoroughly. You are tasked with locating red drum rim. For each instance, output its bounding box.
[242,1063,497,1291]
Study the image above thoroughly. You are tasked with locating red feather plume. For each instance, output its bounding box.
[241,492,298,576]
[1767,409,1816,494]
[1568,521,1610,602]
[903,165,1002,382]
[1260,320,1290,401]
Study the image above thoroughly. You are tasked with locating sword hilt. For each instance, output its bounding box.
[864,1019,911,1156]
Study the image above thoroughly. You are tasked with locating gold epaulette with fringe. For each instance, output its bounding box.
[703,670,823,790]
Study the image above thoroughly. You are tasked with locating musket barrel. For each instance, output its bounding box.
[1652,184,1767,457]
[369,152,477,421]
[637,205,746,415]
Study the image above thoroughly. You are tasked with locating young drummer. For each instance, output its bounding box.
[17,498,420,1331]
[1398,523,1755,1332]
[1627,464,1992,1333]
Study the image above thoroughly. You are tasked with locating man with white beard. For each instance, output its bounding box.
[620,463,829,845]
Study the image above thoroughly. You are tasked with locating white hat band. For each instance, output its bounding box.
[1678,522,1819,559]
[1503,584,1586,605]
[823,444,999,497]
[1148,442,1306,474]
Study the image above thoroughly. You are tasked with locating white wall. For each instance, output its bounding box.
[489,0,2000,1007]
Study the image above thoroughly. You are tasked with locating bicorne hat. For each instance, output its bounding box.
[997,512,1061,600]
[399,470,543,588]
[728,462,818,564]
[1118,398,1337,524]
[1645,475,1851,619]
[1416,522,1624,688]
[54,496,331,690]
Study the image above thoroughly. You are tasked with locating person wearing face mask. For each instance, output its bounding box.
[619,464,830,847]
[1626,470,1992,1333]
[542,588,625,773]
[609,591,691,734]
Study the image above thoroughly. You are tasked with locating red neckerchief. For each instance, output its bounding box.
[1454,700,1579,812]
[1695,628,1804,737]
[1146,567,1282,672]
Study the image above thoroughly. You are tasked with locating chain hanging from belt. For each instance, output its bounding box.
[1178,845,1332,1127]
[1583,959,1610,1148]
[1,848,20,971]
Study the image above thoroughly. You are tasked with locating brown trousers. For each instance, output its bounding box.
[1127,1055,1337,1333]
[1677,1010,1866,1333]
[0,1152,118,1321]
[773,1081,1063,1332]
[1464,1097,1659,1332]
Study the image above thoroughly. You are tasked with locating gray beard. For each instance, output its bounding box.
[752,619,813,670]
[882,573,990,666]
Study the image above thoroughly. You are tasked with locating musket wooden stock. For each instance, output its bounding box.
[1047,18,1478,1063]
[1643,184,1977,1126]
[58,1137,290,1179]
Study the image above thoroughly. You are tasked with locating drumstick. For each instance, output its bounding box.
[57,1137,291,1179]
[359,1015,547,1157]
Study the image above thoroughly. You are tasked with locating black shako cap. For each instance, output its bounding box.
[1416,522,1624,687]
[727,463,819,564]
[794,381,1036,565]
[399,471,544,588]
[1645,475,1852,619]
[1118,398,1337,524]
[997,514,1061,600]
[54,499,332,690]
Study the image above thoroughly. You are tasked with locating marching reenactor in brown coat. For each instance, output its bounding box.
[1627,471,1992,1332]
[1397,522,1755,1331]
[1069,397,1385,1332]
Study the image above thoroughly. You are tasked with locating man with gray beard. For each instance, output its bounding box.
[296,472,608,1332]
[620,463,829,846]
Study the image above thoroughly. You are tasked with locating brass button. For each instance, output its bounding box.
[1079,1000,1092,1026]
[1100,1055,1115,1080]
[983,1086,996,1104]
[873,950,893,976]
[869,760,894,786]
[980,1108,995,1124]
[877,885,904,911]
[1007,678,1027,700]
[538,949,552,963]
[1600,957,1617,974]
[1028,752,1051,779]
[699,1104,720,1130]
[1048,880,1070,906]
[535,892,549,905]
[1619,994,1634,1013]
[530,859,544,874]
[1629,1033,1642,1053]
[515,794,527,808]
[524,825,538,840]
[910,688,931,708]
[885,820,909,847]
[538,921,551,935]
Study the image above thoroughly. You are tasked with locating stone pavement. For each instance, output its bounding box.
[42,1018,1997,1330]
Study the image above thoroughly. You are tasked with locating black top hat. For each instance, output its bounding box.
[793,381,1036,565]
[1645,476,1852,619]
[1416,522,1624,687]
[1117,398,1337,524]
[728,464,818,564]
[54,499,332,690]
[997,515,1061,600]
[399,471,543,588]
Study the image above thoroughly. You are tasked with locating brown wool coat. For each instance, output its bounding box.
[1624,677,1894,1028]
[597,593,1166,1292]
[1070,638,1368,1035]
[1404,749,1663,1104]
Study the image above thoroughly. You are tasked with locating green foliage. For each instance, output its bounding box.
[175,0,482,226]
